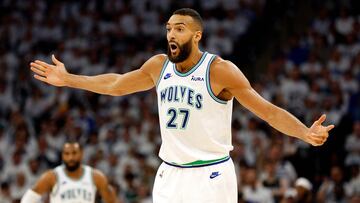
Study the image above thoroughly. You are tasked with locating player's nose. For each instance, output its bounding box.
[167,31,176,41]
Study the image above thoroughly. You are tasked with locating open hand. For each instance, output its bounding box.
[30,55,68,86]
[304,114,335,146]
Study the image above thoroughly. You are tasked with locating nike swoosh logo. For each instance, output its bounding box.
[164,73,172,80]
[210,172,221,179]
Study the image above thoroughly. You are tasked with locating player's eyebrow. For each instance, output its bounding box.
[166,22,186,26]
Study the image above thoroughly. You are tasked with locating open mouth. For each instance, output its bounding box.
[169,42,178,54]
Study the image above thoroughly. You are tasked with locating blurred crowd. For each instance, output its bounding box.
[0,0,359,203]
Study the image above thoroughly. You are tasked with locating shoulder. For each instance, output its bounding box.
[210,56,239,74]
[209,56,249,88]
[151,54,168,62]
[140,54,168,78]
[32,170,57,194]
[148,54,167,63]
[41,169,57,183]
[141,54,167,71]
[92,168,105,179]
[91,168,109,188]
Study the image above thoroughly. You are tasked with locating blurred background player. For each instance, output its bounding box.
[21,141,119,203]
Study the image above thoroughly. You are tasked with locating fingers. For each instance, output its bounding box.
[309,135,328,146]
[34,74,48,83]
[36,60,54,68]
[30,67,46,76]
[326,125,335,132]
[315,114,327,125]
[30,62,48,75]
[306,128,330,146]
[52,54,63,65]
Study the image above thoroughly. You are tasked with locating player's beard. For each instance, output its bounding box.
[167,38,192,63]
[64,161,81,172]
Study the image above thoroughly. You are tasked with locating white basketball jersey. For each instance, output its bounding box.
[156,52,234,166]
[50,165,96,203]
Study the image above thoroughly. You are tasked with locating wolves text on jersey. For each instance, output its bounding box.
[60,188,93,202]
[160,85,203,109]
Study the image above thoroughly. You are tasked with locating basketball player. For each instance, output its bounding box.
[29,8,334,203]
[21,141,118,203]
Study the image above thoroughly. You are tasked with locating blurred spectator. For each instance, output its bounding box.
[1,150,26,183]
[344,164,360,201]
[242,166,274,203]
[261,159,288,202]
[136,184,152,203]
[0,182,12,203]
[312,8,331,35]
[335,7,354,42]
[345,121,360,166]
[267,144,297,184]
[280,67,309,117]
[294,177,313,203]
[22,159,42,188]
[280,177,313,203]
[35,136,58,167]
[10,172,28,201]
[235,117,269,166]
[317,165,347,203]
[281,188,297,203]
[0,125,9,159]
[206,27,234,56]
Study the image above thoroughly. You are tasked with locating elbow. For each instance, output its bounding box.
[107,90,123,96]
[107,91,124,97]
[106,84,124,96]
[104,77,126,96]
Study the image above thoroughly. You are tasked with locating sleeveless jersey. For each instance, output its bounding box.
[50,165,96,203]
[156,52,234,166]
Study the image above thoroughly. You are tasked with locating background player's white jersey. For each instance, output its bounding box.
[50,165,96,203]
[156,52,234,166]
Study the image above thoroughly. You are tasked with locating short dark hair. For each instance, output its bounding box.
[173,8,203,31]
[64,140,83,150]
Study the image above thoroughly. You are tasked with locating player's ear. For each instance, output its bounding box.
[194,31,202,43]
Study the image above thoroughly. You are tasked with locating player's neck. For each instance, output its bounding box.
[175,49,203,73]
[65,165,84,180]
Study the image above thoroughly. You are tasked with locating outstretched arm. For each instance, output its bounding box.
[210,58,334,146]
[92,169,120,203]
[21,170,56,203]
[30,54,166,96]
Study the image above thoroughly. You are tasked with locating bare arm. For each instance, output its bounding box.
[20,170,56,203]
[92,169,119,203]
[32,170,57,195]
[210,58,334,146]
[30,54,166,96]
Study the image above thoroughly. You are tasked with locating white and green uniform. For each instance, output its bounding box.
[154,52,237,203]
[50,165,96,203]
